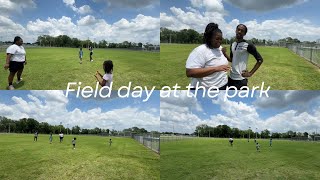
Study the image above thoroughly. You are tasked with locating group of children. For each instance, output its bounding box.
[78,46,93,64]
[34,131,113,149]
[228,138,273,152]
[79,46,113,87]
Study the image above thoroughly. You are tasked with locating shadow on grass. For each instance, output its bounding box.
[15,81,25,89]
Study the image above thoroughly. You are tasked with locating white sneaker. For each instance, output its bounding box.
[8,85,15,90]
[16,78,23,84]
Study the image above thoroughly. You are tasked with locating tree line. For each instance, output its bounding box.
[162,124,315,139]
[0,116,157,136]
[0,35,158,49]
[192,124,312,139]
[35,35,147,49]
[160,27,318,46]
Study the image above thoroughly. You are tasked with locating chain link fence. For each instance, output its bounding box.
[133,134,160,154]
[287,44,320,67]
[160,135,195,142]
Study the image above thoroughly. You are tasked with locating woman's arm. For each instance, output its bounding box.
[186,65,230,78]
[4,54,11,69]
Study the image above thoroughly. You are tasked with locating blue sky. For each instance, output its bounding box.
[160,90,320,133]
[17,0,160,26]
[0,90,160,131]
[160,0,320,41]
[0,0,160,43]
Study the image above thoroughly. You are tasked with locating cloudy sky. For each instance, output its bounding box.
[0,90,160,131]
[161,91,320,134]
[0,0,160,44]
[161,0,320,41]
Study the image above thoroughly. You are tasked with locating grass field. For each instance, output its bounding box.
[0,48,160,90]
[161,138,320,180]
[0,134,159,180]
[160,44,320,90]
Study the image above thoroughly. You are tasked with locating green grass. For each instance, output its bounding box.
[161,138,320,180]
[0,48,160,90]
[0,134,159,180]
[160,44,320,90]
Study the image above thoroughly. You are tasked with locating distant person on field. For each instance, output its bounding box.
[95,60,113,87]
[256,142,260,152]
[186,23,230,90]
[72,137,76,149]
[269,138,272,147]
[109,139,112,147]
[4,36,27,90]
[79,47,83,64]
[49,133,53,144]
[228,24,263,89]
[89,46,93,62]
[229,138,234,147]
[59,132,64,143]
[34,131,38,142]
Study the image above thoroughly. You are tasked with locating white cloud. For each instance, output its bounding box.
[77,15,99,26]
[190,0,225,13]
[254,91,320,109]
[92,0,159,9]
[0,0,36,16]
[63,0,93,15]
[16,14,159,44]
[160,1,320,41]
[224,0,308,12]
[63,0,75,6]
[0,91,159,131]
[77,5,93,14]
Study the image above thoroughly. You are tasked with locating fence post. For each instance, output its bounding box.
[310,48,313,63]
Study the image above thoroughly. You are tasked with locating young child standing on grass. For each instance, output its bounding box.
[49,133,53,144]
[94,60,113,87]
[79,47,83,64]
[34,131,38,142]
[109,139,112,147]
[72,137,76,149]
[89,46,93,62]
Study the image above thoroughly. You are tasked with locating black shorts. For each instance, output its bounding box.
[90,52,93,56]
[228,77,248,90]
[9,61,24,73]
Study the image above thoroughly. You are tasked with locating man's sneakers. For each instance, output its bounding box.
[8,85,15,90]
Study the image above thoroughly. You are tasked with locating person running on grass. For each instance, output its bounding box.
[228,24,263,89]
[269,138,272,147]
[59,132,64,143]
[186,23,230,90]
[89,46,93,62]
[79,47,83,64]
[109,139,112,147]
[229,137,234,147]
[4,36,27,90]
[95,60,113,87]
[256,142,260,152]
[72,137,76,149]
[34,131,38,142]
[49,133,53,144]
